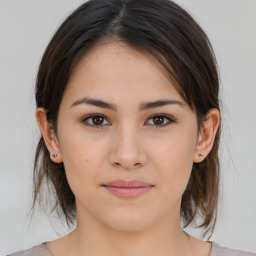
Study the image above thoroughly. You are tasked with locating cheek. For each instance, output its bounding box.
[58,120,108,164]
[151,128,197,197]
[57,127,109,195]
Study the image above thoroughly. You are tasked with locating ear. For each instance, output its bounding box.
[193,108,220,163]
[35,107,63,163]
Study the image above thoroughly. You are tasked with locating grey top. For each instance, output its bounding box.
[7,242,256,256]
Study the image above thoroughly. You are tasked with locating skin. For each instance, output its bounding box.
[36,42,220,256]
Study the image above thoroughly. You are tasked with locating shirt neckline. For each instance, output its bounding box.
[41,241,217,256]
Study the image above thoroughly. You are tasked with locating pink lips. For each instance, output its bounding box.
[103,179,153,199]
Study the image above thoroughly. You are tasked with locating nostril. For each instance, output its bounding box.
[112,162,141,169]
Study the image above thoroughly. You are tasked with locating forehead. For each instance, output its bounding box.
[65,41,186,105]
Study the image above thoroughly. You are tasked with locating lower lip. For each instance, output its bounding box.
[103,186,153,199]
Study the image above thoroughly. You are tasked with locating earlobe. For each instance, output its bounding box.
[35,108,63,163]
[193,108,220,163]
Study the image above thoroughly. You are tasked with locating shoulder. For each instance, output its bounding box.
[211,242,256,256]
[6,243,52,256]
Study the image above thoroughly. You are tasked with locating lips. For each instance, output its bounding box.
[104,179,152,188]
[102,179,153,199]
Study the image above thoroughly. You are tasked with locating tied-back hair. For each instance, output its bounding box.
[32,0,220,238]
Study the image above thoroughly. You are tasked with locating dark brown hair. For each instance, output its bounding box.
[32,0,220,237]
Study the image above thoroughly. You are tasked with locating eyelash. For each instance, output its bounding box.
[81,113,175,129]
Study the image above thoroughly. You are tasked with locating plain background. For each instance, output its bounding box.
[0,0,256,255]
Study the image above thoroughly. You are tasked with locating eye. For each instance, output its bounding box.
[82,114,111,128]
[145,114,174,127]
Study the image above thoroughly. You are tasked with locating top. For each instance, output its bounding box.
[6,242,256,256]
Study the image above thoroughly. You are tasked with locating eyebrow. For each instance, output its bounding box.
[70,97,185,111]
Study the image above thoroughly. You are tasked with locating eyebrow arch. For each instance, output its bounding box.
[70,97,185,111]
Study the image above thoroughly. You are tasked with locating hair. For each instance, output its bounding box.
[32,0,220,238]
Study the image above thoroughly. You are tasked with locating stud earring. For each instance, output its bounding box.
[199,153,204,157]
[51,153,57,158]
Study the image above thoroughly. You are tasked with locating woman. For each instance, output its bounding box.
[7,0,255,255]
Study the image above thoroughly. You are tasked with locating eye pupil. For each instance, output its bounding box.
[153,116,164,125]
[93,116,104,125]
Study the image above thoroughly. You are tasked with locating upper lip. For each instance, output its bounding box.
[103,179,153,188]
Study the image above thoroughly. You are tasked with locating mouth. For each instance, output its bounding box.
[102,179,154,199]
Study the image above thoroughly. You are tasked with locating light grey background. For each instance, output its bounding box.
[0,0,256,255]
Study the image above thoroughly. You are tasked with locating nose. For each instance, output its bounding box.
[109,125,147,170]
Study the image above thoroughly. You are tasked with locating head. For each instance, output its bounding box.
[33,0,220,237]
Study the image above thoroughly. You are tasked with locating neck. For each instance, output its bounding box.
[65,212,192,256]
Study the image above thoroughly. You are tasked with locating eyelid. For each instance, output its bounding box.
[145,113,175,127]
[82,113,111,128]
[81,113,175,129]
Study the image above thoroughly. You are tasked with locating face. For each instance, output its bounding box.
[54,42,201,231]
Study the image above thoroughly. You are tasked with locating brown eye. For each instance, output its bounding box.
[92,116,104,125]
[82,114,110,128]
[152,116,165,125]
[146,114,174,127]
